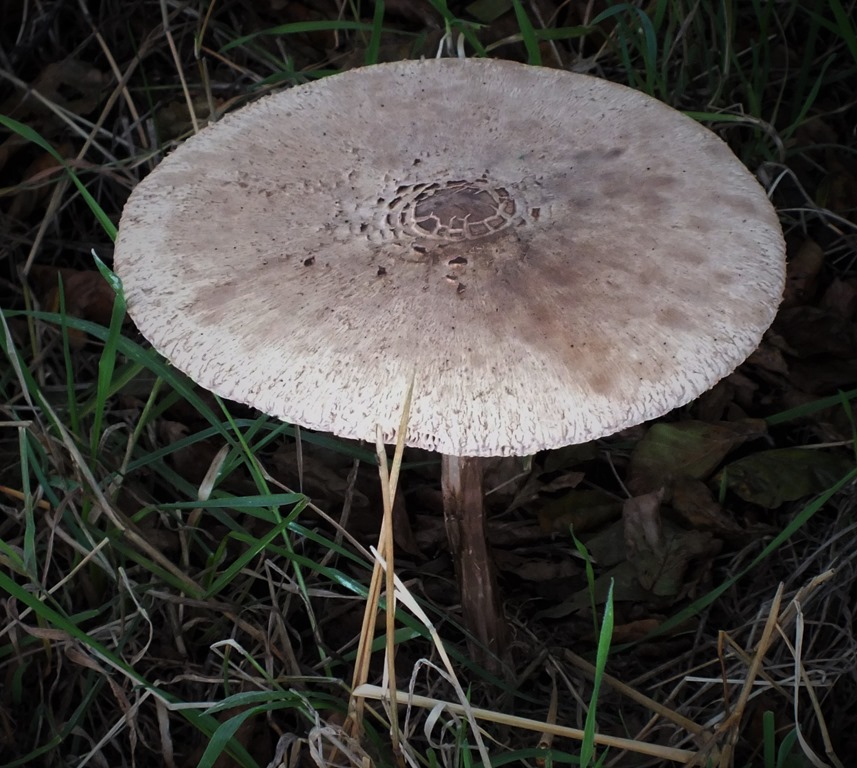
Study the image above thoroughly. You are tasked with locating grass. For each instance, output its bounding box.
[2,0,857,766]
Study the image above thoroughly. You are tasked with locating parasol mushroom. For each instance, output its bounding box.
[114,58,786,666]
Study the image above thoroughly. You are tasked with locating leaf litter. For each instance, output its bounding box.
[2,1,857,766]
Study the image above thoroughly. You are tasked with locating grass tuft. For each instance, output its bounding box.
[2,1,857,765]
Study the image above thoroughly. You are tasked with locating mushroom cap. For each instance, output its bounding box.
[114,58,785,457]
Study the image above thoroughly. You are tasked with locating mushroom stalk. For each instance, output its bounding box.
[441,455,508,668]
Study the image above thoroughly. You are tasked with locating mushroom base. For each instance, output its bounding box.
[441,455,509,670]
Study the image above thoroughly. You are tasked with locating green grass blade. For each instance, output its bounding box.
[0,570,259,765]
[570,526,599,641]
[510,0,540,65]
[163,493,306,509]
[56,276,81,435]
[204,511,302,598]
[763,709,776,768]
[90,257,130,441]
[221,20,390,52]
[580,580,614,768]
[828,0,857,65]
[590,5,658,93]
[0,115,117,240]
[765,387,857,426]
[365,0,385,65]
[18,427,37,576]
[89,273,127,457]
[428,0,488,57]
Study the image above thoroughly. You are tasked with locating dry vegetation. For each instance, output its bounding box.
[2,1,857,767]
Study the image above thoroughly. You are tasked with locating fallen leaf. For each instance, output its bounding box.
[774,306,857,359]
[611,618,663,643]
[494,550,579,581]
[623,490,665,558]
[781,239,824,308]
[581,518,627,568]
[627,420,767,495]
[821,277,857,319]
[538,488,622,534]
[466,0,513,23]
[30,265,117,347]
[818,169,857,217]
[8,145,72,220]
[159,420,226,489]
[542,442,600,473]
[155,96,223,140]
[623,491,721,597]
[745,341,790,375]
[721,448,854,508]
[506,464,581,512]
[787,358,857,394]
[533,560,651,618]
[671,477,744,537]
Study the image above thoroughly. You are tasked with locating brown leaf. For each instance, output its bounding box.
[787,357,857,394]
[483,455,531,505]
[774,306,857,359]
[31,265,114,322]
[0,60,108,126]
[781,239,824,308]
[671,477,743,537]
[29,265,117,347]
[821,277,857,319]
[7,145,72,220]
[818,169,857,217]
[582,517,627,568]
[627,420,767,495]
[538,488,622,534]
[494,550,578,581]
[155,96,224,140]
[385,0,440,25]
[1,59,108,173]
[269,442,369,512]
[623,489,665,561]
[721,448,854,508]
[542,442,600,472]
[533,560,652,618]
[611,618,662,643]
[623,490,721,597]
[745,341,789,375]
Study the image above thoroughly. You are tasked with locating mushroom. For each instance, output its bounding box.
[113,58,785,665]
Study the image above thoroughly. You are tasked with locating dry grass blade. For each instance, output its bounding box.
[159,0,199,135]
[715,583,784,766]
[0,482,50,510]
[376,423,401,760]
[0,311,204,598]
[365,564,493,766]
[353,684,699,763]
[563,648,708,738]
[346,375,414,749]
[535,673,558,753]
[780,604,844,768]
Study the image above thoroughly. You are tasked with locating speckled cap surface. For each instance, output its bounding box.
[114,58,785,456]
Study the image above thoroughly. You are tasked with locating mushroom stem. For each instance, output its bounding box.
[441,455,508,668]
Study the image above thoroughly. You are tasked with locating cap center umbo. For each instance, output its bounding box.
[412,182,516,240]
[375,178,528,291]
[383,179,520,242]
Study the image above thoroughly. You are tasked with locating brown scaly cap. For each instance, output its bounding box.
[114,58,786,456]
